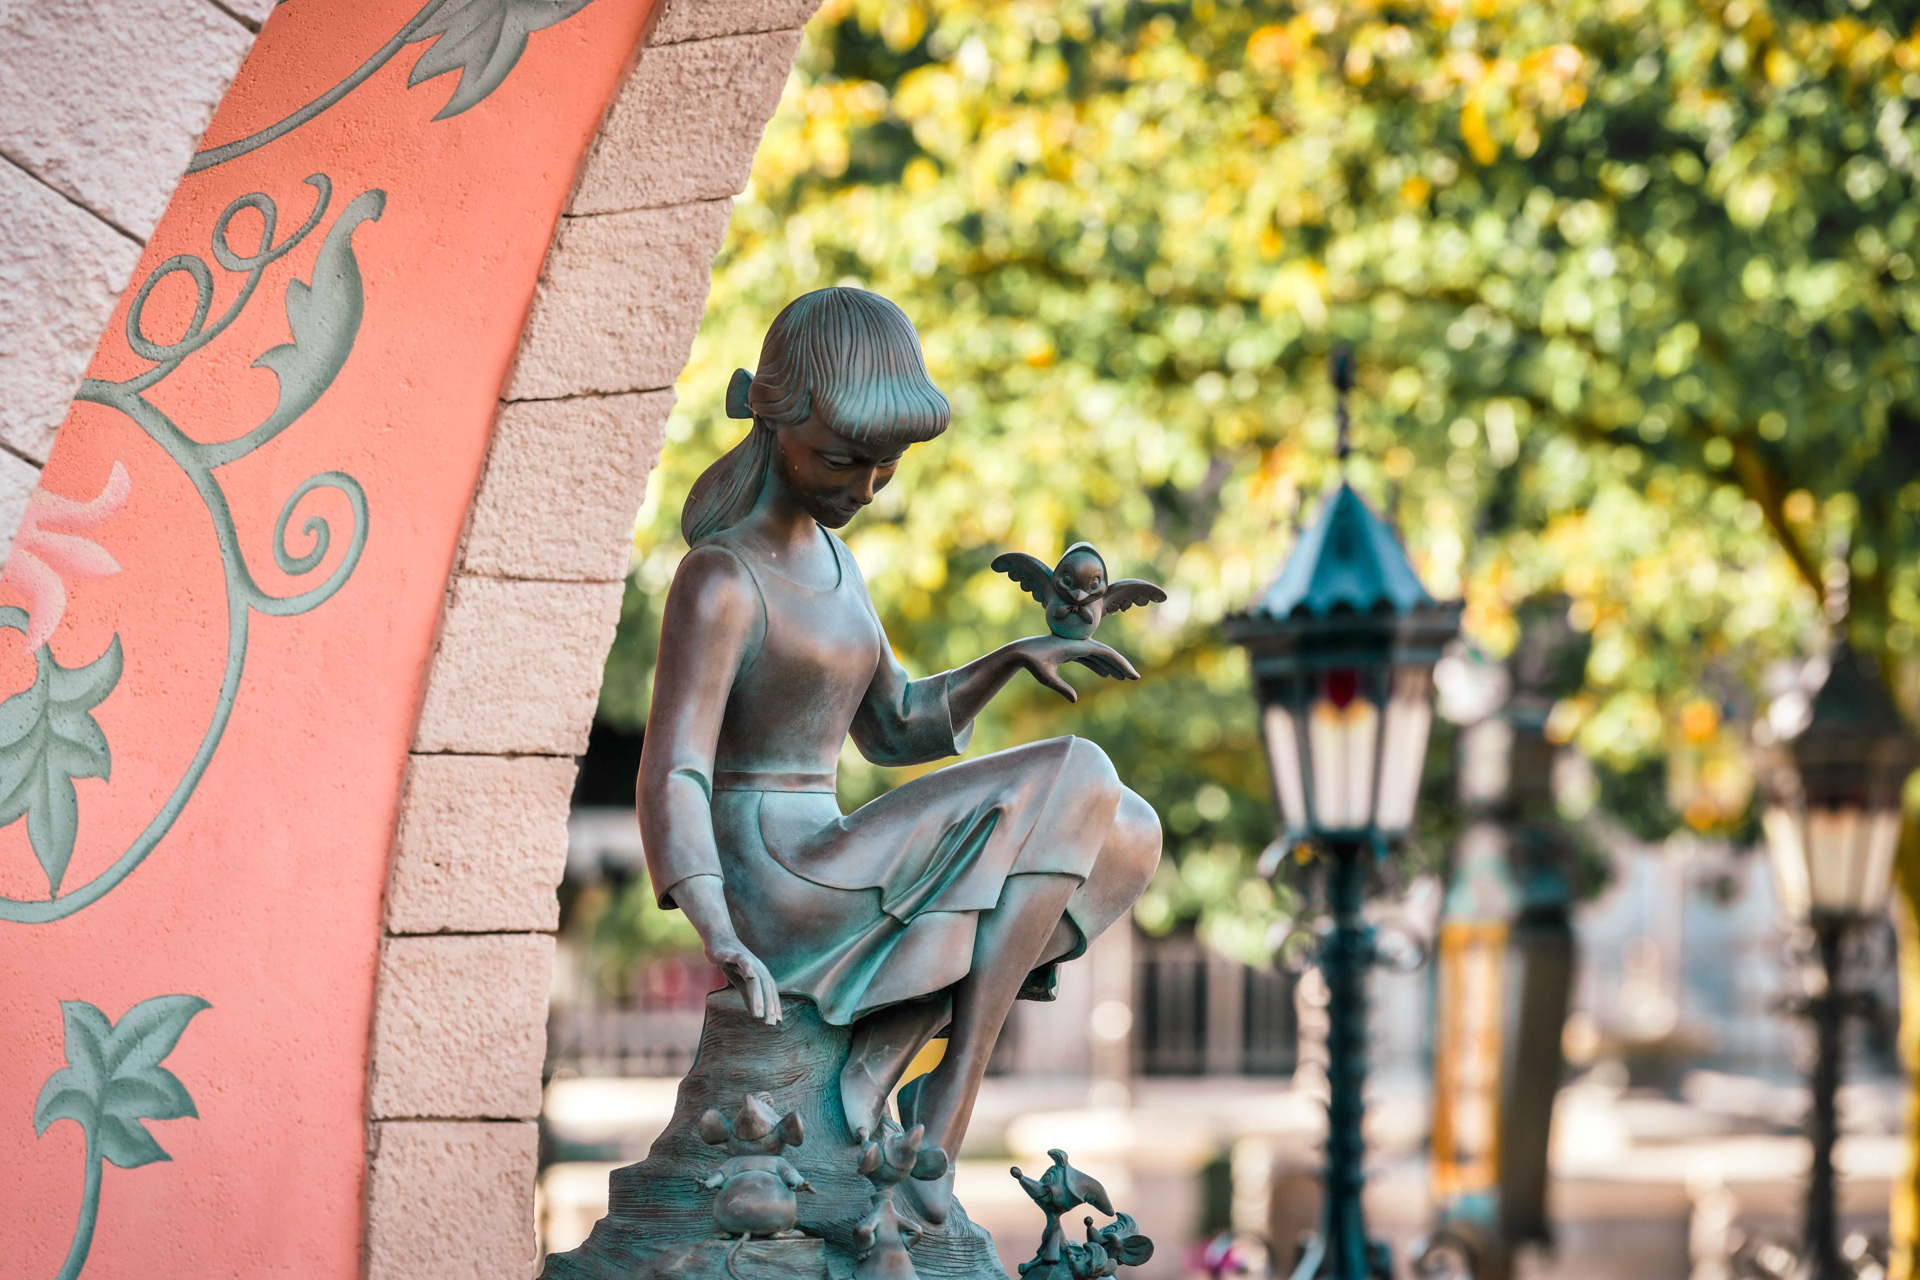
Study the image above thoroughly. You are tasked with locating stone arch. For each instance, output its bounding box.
[0,1,817,1275]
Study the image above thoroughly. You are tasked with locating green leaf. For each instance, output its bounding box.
[405,0,593,120]
[94,1112,169,1169]
[100,1070,195,1125]
[0,635,123,895]
[104,994,212,1076]
[34,1002,112,1137]
[32,996,209,1166]
[250,190,387,443]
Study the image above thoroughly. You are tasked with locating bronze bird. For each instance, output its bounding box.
[992,543,1166,640]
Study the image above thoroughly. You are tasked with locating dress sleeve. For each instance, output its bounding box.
[848,561,974,766]
[637,545,764,908]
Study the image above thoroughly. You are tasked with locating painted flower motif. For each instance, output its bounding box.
[2,462,130,652]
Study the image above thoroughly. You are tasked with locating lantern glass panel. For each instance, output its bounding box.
[1261,703,1309,832]
[1763,804,1903,916]
[1807,806,1901,913]
[1309,678,1380,830]
[1762,806,1812,919]
[1377,667,1436,832]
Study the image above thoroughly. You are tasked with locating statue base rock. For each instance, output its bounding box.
[540,990,1009,1280]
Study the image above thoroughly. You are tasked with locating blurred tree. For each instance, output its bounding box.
[600,0,1920,1252]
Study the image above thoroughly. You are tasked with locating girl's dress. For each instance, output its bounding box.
[644,526,1138,1026]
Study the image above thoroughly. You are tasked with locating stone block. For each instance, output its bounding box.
[386,754,579,935]
[364,1120,540,1280]
[0,165,143,463]
[413,577,623,756]
[571,30,804,215]
[505,201,732,401]
[0,0,254,239]
[0,451,43,566]
[463,391,673,582]
[650,0,822,44]
[221,0,274,25]
[369,934,553,1120]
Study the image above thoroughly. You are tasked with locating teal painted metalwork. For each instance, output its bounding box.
[0,176,378,923]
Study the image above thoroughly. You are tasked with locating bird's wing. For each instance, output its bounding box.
[1063,1164,1113,1216]
[1101,579,1167,614]
[992,552,1056,604]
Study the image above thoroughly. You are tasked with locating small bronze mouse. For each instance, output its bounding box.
[696,1092,814,1239]
[853,1120,949,1280]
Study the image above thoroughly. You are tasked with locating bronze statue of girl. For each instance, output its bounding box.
[639,287,1161,1223]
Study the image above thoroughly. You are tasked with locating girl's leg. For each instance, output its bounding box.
[904,790,1161,1222]
[903,871,1080,1220]
[839,996,951,1140]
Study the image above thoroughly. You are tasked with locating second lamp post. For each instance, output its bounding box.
[1226,352,1462,1280]
[1758,642,1919,1280]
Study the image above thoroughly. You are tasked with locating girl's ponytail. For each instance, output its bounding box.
[680,369,775,545]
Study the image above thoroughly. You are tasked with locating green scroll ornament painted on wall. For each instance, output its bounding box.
[0,175,380,923]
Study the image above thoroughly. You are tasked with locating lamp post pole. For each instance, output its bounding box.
[1800,916,1847,1280]
[1313,838,1385,1280]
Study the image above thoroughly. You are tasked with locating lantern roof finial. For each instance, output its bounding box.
[1247,482,1437,621]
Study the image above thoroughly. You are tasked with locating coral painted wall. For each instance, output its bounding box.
[0,0,654,1273]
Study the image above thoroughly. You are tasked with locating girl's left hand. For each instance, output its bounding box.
[1014,634,1141,702]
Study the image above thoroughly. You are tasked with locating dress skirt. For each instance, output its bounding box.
[710,736,1131,1026]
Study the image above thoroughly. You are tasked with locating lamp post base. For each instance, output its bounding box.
[1288,1231,1394,1280]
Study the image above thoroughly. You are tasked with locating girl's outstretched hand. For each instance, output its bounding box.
[1014,634,1141,703]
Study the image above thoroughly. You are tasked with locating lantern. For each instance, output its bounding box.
[1225,482,1463,847]
[1762,643,1920,921]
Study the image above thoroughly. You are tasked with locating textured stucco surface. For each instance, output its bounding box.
[0,163,144,464]
[572,29,804,214]
[463,390,675,583]
[363,1120,540,1280]
[386,754,580,934]
[369,934,555,1121]
[0,0,254,240]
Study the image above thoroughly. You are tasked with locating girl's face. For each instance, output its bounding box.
[774,414,907,528]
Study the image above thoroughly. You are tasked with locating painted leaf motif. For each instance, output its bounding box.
[33,996,210,1169]
[33,1002,112,1136]
[0,635,122,895]
[406,0,594,119]
[251,189,388,439]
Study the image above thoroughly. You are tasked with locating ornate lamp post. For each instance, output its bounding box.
[1758,643,1918,1280]
[1225,352,1462,1280]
